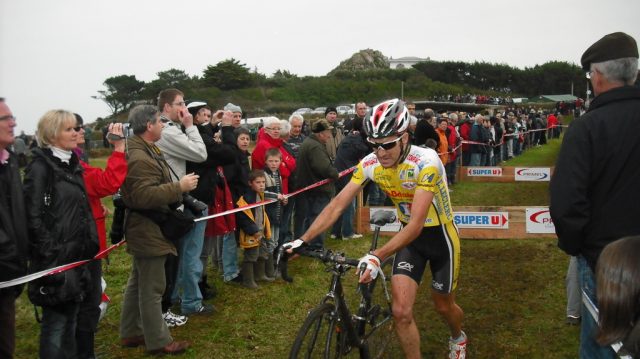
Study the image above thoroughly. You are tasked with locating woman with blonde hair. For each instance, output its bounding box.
[24,110,99,358]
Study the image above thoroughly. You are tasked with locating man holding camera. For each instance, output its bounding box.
[184,101,236,297]
[119,104,198,355]
[155,89,210,320]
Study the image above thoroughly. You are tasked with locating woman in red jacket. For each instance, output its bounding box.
[251,117,296,194]
[74,114,128,359]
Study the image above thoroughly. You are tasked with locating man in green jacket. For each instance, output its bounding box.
[294,119,339,248]
[119,105,199,355]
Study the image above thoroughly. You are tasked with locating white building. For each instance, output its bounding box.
[388,56,430,69]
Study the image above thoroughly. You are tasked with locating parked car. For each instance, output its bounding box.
[293,107,313,115]
[311,107,327,115]
[336,105,352,115]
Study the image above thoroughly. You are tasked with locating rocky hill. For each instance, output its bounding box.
[328,49,389,75]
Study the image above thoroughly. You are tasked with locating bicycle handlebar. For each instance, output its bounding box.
[297,247,360,267]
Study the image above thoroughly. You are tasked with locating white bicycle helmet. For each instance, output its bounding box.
[364,98,410,139]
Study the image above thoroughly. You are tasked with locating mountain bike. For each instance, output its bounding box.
[279,210,398,359]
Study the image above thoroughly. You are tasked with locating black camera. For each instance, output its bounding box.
[106,123,131,141]
[182,194,208,216]
[110,190,126,244]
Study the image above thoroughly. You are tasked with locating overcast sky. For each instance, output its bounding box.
[1,0,639,134]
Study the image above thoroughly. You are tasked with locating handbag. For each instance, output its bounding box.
[159,208,195,242]
[134,207,195,243]
[28,267,88,307]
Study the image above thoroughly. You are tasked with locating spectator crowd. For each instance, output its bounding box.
[0,85,618,358]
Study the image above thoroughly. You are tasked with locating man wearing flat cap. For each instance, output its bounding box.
[293,119,339,248]
[550,32,640,359]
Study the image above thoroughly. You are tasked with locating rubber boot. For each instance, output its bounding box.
[255,258,275,282]
[265,255,276,280]
[241,262,259,289]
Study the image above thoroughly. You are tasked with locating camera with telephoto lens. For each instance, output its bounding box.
[182,194,207,217]
[106,123,131,141]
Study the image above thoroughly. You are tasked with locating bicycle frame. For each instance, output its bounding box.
[317,263,373,358]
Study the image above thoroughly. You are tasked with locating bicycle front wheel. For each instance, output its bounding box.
[363,256,395,359]
[289,302,348,359]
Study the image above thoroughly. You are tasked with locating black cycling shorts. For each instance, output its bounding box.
[392,221,460,294]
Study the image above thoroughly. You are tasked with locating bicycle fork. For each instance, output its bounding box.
[321,272,372,359]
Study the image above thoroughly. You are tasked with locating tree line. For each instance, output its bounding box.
[93,57,586,128]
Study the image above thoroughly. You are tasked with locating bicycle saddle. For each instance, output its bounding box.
[369,210,397,227]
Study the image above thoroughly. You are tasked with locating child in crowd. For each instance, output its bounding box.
[596,236,640,357]
[263,148,288,279]
[235,170,283,289]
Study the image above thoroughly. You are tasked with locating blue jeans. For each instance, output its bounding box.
[298,192,331,248]
[173,208,208,313]
[220,232,240,281]
[445,160,457,185]
[577,256,616,359]
[40,302,80,359]
[331,198,355,238]
[469,153,482,166]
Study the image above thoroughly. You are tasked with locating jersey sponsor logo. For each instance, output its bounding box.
[406,154,421,164]
[397,202,412,216]
[525,207,556,233]
[432,280,444,291]
[515,167,551,181]
[374,173,393,182]
[399,168,416,180]
[396,261,414,272]
[388,190,414,199]
[421,172,435,184]
[362,158,377,168]
[466,167,503,176]
[401,181,417,190]
[454,212,509,229]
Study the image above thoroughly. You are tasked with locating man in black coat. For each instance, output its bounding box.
[550,32,640,358]
[0,97,28,358]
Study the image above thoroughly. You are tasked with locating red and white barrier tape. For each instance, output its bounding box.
[0,240,126,289]
[0,167,356,289]
[194,167,355,222]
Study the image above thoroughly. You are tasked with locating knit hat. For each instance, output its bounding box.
[224,102,242,113]
[325,106,337,116]
[581,32,638,71]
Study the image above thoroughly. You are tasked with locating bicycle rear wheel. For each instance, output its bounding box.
[289,302,348,359]
[362,256,395,359]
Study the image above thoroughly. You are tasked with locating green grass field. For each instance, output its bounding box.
[13,130,581,358]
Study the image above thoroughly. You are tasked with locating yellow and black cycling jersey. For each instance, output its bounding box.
[351,145,453,226]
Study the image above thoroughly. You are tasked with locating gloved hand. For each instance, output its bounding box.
[358,253,381,281]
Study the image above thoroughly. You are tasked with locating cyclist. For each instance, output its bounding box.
[286,98,466,359]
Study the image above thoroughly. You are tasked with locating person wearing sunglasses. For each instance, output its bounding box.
[285,98,466,359]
